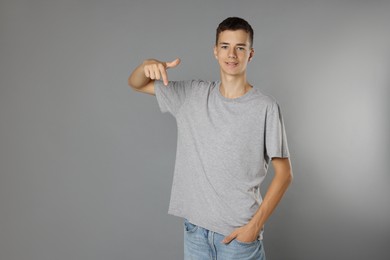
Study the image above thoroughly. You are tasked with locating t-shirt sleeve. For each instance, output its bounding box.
[264,101,290,161]
[154,80,193,117]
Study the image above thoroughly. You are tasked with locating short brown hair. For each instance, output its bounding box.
[216,17,254,47]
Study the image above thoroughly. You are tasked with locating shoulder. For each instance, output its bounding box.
[251,88,279,109]
[190,79,217,87]
[185,80,219,94]
[160,79,215,88]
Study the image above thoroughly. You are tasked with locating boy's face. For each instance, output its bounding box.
[214,29,254,77]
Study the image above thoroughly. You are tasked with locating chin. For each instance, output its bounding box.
[221,68,245,76]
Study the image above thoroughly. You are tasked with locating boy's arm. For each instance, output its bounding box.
[128,58,180,95]
[222,157,293,243]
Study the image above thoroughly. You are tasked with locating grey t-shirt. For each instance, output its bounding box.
[154,79,290,239]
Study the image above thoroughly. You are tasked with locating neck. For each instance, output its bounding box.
[219,73,252,99]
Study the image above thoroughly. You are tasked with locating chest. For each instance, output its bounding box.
[178,93,267,148]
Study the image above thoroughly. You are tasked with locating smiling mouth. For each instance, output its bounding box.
[225,62,238,67]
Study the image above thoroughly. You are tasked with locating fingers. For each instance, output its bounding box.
[144,63,165,83]
[162,58,180,85]
[159,63,168,86]
[143,58,181,86]
[222,232,236,244]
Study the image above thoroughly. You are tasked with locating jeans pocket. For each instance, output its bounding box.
[183,219,198,233]
[224,239,265,260]
[232,238,260,247]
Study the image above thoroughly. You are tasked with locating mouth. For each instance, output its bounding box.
[225,62,238,68]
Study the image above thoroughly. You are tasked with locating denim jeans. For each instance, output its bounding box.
[184,219,266,260]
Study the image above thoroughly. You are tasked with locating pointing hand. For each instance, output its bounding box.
[143,58,181,86]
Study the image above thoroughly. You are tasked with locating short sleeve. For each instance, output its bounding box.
[154,80,193,117]
[264,102,290,161]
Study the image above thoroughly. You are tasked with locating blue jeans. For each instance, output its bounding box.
[184,219,266,260]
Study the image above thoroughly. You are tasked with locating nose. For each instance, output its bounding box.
[228,48,237,59]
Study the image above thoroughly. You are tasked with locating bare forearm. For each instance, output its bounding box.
[249,158,293,232]
[222,160,292,244]
[128,60,153,89]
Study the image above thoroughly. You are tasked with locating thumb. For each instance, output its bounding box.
[165,58,181,69]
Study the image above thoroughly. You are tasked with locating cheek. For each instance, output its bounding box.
[242,52,251,60]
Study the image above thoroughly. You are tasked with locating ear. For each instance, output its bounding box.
[248,48,255,62]
[213,45,218,59]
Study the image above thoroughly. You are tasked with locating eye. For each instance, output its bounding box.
[221,45,228,49]
[237,47,245,51]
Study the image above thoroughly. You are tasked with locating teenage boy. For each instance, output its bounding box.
[128,17,292,260]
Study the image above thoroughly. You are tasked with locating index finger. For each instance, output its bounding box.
[222,232,236,244]
[159,64,169,86]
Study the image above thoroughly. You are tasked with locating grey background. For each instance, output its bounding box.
[1,0,389,259]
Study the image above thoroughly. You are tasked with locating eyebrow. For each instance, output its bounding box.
[219,42,247,46]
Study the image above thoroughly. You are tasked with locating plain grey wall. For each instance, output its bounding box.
[1,0,389,259]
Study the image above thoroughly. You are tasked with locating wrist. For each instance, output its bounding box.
[249,210,266,233]
[248,219,263,233]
